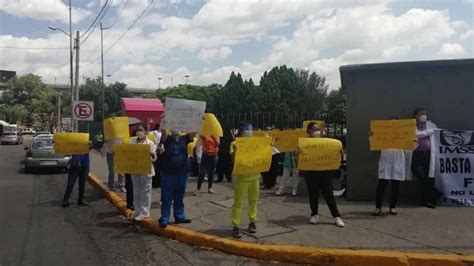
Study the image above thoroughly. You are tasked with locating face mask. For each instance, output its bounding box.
[137,131,145,138]
[242,130,252,137]
[419,115,427,122]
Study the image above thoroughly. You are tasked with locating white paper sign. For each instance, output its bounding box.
[161,98,206,132]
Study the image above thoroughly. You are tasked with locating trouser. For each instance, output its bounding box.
[125,174,134,209]
[106,153,125,188]
[375,179,400,208]
[216,154,232,182]
[152,160,161,188]
[411,150,437,205]
[262,154,280,188]
[63,166,89,203]
[159,171,188,225]
[278,168,300,192]
[197,154,217,190]
[131,175,152,218]
[304,171,341,218]
[232,178,260,227]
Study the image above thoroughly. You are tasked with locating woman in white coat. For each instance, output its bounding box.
[130,124,157,221]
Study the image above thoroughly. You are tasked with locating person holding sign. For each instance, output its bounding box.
[230,122,269,239]
[62,142,92,208]
[409,108,439,208]
[157,129,195,228]
[300,122,345,227]
[194,135,220,195]
[129,125,157,221]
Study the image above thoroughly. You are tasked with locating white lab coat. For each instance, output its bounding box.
[405,121,437,179]
[130,137,157,219]
[378,149,406,181]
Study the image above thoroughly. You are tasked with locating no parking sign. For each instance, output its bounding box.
[73,101,94,121]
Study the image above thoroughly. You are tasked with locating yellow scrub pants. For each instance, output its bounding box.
[232,177,260,227]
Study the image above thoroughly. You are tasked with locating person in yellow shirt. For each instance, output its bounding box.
[230,122,261,239]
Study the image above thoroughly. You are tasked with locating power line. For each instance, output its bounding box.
[80,0,109,39]
[84,0,129,62]
[0,46,68,50]
[80,0,113,45]
[84,0,154,66]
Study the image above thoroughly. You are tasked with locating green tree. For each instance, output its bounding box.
[326,87,346,124]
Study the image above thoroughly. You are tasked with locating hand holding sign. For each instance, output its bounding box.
[113,144,152,174]
[104,117,130,141]
[161,98,206,133]
[54,133,90,155]
[233,137,272,175]
[370,119,416,150]
[298,138,342,171]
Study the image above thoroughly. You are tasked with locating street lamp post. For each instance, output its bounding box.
[185,74,190,84]
[157,75,162,89]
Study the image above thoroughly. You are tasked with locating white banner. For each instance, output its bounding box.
[434,129,474,206]
[160,98,206,132]
[72,101,94,121]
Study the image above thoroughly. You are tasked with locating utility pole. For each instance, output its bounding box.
[69,0,74,132]
[171,76,174,87]
[157,75,162,89]
[100,22,110,123]
[74,30,80,132]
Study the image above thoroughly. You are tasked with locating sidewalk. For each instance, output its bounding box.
[89,151,473,255]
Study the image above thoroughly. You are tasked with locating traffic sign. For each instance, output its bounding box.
[73,101,94,121]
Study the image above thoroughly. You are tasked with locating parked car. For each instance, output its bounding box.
[1,132,23,145]
[24,137,70,173]
[22,128,36,135]
[33,131,52,139]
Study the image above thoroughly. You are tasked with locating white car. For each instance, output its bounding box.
[1,132,23,145]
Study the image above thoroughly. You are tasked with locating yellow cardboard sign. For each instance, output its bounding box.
[53,133,90,155]
[370,119,416,150]
[302,120,326,133]
[298,138,342,171]
[200,113,223,137]
[187,137,198,157]
[113,144,152,174]
[272,129,307,152]
[252,130,269,137]
[233,137,272,175]
[104,117,129,141]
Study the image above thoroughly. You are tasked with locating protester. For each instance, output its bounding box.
[276,151,300,196]
[409,108,438,208]
[230,122,264,238]
[216,127,234,182]
[371,118,407,215]
[62,142,92,208]
[194,135,220,195]
[302,122,345,227]
[261,126,281,190]
[150,124,162,188]
[158,129,195,228]
[130,125,157,221]
[102,138,126,192]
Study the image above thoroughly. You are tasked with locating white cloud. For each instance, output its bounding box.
[436,43,466,57]
[460,28,474,40]
[197,46,232,61]
[0,0,91,24]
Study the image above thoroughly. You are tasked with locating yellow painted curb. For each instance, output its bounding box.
[88,172,474,265]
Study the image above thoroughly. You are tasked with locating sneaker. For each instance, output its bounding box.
[334,217,345,227]
[291,190,297,196]
[373,208,382,216]
[134,216,146,221]
[426,203,437,209]
[159,221,168,228]
[275,189,283,196]
[204,177,208,181]
[194,189,200,196]
[232,226,241,239]
[248,222,257,234]
[208,188,215,194]
[176,219,192,224]
[309,215,319,224]
[120,187,127,193]
[389,208,398,215]
[62,202,70,208]
[78,201,88,206]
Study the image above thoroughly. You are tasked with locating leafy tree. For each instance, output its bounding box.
[326,87,346,124]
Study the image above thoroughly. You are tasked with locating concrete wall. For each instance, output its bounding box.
[340,59,474,200]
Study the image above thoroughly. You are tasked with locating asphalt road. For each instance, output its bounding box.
[0,143,271,266]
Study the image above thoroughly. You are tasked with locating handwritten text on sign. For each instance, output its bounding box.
[233,137,272,175]
[104,117,129,141]
[298,138,342,171]
[370,119,416,150]
[161,98,206,132]
[53,133,90,155]
[113,144,152,174]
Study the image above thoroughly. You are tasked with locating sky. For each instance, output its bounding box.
[0,0,473,91]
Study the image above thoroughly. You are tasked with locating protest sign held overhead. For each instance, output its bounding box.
[200,113,223,137]
[104,117,130,141]
[273,129,307,152]
[113,144,152,175]
[53,133,90,155]
[369,119,416,150]
[298,138,342,171]
[233,137,272,175]
[160,98,206,133]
